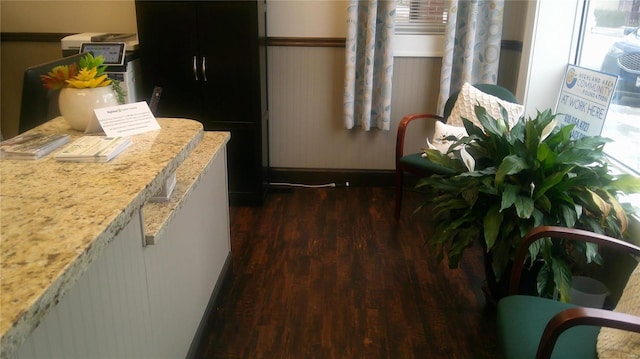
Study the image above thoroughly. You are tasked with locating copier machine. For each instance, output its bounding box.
[61,33,142,104]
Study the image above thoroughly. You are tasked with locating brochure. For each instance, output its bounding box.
[55,136,132,163]
[0,133,70,160]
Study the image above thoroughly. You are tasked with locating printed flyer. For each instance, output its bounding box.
[555,65,618,139]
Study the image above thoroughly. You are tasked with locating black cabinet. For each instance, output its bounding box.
[135,0,269,206]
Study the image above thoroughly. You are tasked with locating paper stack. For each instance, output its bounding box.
[0,133,71,160]
[55,136,132,163]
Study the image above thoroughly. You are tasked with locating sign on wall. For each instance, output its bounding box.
[555,65,618,139]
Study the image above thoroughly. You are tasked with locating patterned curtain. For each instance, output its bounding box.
[437,0,505,114]
[343,0,396,131]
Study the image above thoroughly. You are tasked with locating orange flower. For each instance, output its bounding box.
[40,63,78,90]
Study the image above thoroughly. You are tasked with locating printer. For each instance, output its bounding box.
[61,33,142,104]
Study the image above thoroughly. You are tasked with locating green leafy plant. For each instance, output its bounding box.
[40,53,126,104]
[416,106,640,301]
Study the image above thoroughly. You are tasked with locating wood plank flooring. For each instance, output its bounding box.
[195,186,501,358]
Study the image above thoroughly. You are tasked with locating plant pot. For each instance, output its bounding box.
[570,276,609,308]
[58,86,118,131]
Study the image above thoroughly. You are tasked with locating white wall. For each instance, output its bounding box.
[516,0,583,117]
[267,0,348,37]
[503,0,527,41]
[0,0,348,36]
[0,1,137,33]
[1,0,526,40]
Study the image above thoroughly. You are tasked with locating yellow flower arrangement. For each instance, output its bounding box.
[40,53,125,103]
[66,67,112,88]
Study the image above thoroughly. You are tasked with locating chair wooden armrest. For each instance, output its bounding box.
[536,307,640,359]
[505,226,640,359]
[395,113,443,165]
[508,226,640,296]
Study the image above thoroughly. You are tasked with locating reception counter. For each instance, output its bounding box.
[0,117,231,358]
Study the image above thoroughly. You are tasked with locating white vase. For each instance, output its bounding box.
[58,86,118,131]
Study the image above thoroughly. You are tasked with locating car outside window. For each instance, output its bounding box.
[578,1,640,176]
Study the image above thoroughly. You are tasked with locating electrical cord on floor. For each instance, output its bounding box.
[269,182,350,188]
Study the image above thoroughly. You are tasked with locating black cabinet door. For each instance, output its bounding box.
[208,122,262,196]
[135,0,268,206]
[196,1,268,205]
[196,2,261,127]
[135,1,204,121]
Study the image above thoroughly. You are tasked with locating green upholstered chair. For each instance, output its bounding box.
[497,226,640,359]
[394,83,519,219]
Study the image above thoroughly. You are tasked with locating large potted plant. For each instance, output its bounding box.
[416,106,640,302]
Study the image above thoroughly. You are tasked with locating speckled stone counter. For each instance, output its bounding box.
[0,117,204,358]
[143,131,230,244]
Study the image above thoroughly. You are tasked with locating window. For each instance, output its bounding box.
[395,0,448,34]
[518,1,640,212]
[576,0,640,175]
[574,0,640,212]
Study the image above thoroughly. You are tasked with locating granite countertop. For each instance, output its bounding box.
[0,117,204,358]
[143,131,230,244]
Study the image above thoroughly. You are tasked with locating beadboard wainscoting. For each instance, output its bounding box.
[14,212,154,358]
[267,45,440,171]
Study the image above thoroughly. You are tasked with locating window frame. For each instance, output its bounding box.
[394,0,447,57]
[395,0,448,35]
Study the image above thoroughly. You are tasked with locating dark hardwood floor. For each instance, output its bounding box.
[195,186,501,358]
